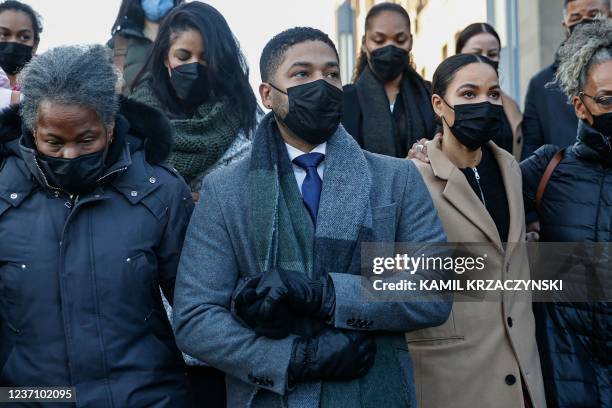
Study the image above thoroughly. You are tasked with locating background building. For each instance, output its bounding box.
[335,0,566,106]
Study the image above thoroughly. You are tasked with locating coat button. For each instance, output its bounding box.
[505,374,516,385]
[507,316,513,327]
[10,193,18,200]
[149,177,156,184]
[130,191,138,197]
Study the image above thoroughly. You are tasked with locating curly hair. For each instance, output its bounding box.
[554,18,612,98]
[17,44,119,131]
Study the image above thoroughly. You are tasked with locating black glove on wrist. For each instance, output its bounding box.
[232,276,295,339]
[288,328,376,383]
[256,268,336,321]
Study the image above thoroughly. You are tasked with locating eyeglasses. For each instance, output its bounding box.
[579,92,612,108]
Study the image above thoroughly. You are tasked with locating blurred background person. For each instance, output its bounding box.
[521,19,611,408]
[0,44,193,406]
[521,0,611,160]
[342,2,436,158]
[0,0,41,107]
[455,23,523,160]
[408,53,545,408]
[109,0,184,95]
[130,1,258,202]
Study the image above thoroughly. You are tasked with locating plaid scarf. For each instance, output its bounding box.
[248,113,410,408]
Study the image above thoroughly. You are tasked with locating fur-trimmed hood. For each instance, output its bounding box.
[0,97,173,165]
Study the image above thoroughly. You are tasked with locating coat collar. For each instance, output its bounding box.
[427,138,523,254]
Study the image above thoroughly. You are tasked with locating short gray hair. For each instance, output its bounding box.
[554,18,612,99]
[18,44,119,131]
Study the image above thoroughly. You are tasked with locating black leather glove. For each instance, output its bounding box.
[232,276,295,339]
[288,328,376,383]
[256,268,336,321]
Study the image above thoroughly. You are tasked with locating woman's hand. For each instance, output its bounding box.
[407,134,442,163]
[525,221,540,242]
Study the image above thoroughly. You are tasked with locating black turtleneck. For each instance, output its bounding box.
[459,145,510,242]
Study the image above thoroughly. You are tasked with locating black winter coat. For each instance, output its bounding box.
[521,121,611,408]
[521,62,578,160]
[0,99,195,407]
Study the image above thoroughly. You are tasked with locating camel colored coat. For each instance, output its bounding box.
[407,139,546,408]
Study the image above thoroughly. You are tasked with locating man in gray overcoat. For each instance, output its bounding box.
[173,27,451,408]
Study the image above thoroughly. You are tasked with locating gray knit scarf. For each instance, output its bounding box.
[130,79,240,186]
[248,113,410,408]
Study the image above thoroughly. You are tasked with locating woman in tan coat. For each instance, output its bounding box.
[407,53,545,408]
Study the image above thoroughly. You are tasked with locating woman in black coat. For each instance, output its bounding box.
[0,44,194,407]
[520,20,611,408]
[341,2,436,158]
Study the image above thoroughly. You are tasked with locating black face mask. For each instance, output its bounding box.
[0,42,33,75]
[169,62,210,106]
[591,112,612,138]
[270,79,343,145]
[37,148,108,195]
[580,94,612,138]
[443,101,504,150]
[368,45,408,82]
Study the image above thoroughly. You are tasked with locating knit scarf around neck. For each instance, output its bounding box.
[248,113,410,408]
[130,79,240,185]
[356,65,435,157]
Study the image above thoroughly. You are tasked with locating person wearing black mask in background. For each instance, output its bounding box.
[407,52,546,408]
[131,1,259,202]
[342,2,436,158]
[108,0,184,95]
[0,1,41,92]
[521,0,611,160]
[172,26,451,408]
[521,19,611,408]
[455,23,523,160]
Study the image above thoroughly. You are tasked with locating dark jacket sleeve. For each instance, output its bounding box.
[342,84,364,147]
[521,75,545,160]
[156,171,194,305]
[520,144,559,213]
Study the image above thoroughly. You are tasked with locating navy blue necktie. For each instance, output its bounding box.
[292,152,325,222]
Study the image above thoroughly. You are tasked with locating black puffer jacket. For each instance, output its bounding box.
[0,99,195,407]
[521,121,611,408]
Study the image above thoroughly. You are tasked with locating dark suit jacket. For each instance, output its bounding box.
[521,63,578,160]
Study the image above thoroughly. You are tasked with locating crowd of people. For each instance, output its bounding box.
[0,0,610,407]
